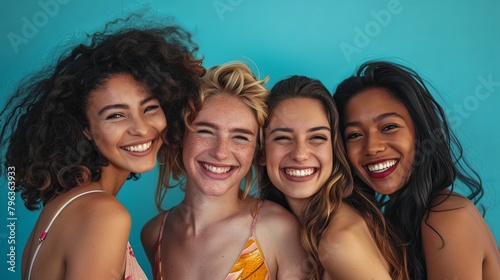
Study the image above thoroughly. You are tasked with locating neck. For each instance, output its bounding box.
[96,166,130,195]
[177,189,243,235]
[286,197,306,225]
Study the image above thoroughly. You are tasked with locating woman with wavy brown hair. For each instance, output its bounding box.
[0,14,204,279]
[260,75,408,279]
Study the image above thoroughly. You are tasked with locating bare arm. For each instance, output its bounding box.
[276,214,308,279]
[141,212,166,267]
[319,224,392,280]
[422,197,485,280]
[257,202,308,280]
[65,195,131,279]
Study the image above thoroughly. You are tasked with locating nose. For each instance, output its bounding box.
[290,140,309,162]
[128,116,150,136]
[363,132,385,156]
[212,137,229,160]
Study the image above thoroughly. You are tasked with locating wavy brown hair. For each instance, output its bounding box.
[261,76,408,279]
[0,13,204,210]
[155,62,268,210]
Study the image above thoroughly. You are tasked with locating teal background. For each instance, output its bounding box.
[1,0,499,279]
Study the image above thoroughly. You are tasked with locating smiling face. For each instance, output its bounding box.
[85,74,166,178]
[182,92,258,197]
[263,98,333,207]
[342,88,415,196]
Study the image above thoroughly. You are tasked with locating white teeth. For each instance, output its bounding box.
[122,141,152,152]
[203,163,231,174]
[285,168,315,177]
[367,160,397,173]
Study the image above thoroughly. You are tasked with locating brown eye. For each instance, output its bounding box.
[144,105,160,113]
[382,124,400,131]
[345,132,362,140]
[106,113,123,120]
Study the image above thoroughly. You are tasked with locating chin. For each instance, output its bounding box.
[133,164,156,174]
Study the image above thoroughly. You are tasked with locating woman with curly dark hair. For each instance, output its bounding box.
[0,15,204,279]
[334,61,500,279]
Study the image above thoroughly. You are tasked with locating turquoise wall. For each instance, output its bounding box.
[1,0,499,279]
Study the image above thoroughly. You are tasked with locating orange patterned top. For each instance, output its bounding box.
[153,200,270,280]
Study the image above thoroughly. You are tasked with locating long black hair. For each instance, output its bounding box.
[333,61,483,279]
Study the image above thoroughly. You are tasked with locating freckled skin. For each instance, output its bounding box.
[182,92,258,197]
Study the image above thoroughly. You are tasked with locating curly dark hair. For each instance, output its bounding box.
[333,61,483,279]
[0,14,205,211]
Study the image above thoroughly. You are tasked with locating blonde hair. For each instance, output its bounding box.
[155,61,268,210]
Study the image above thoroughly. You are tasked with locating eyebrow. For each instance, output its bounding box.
[269,126,331,134]
[97,96,157,116]
[344,112,406,128]
[194,121,256,136]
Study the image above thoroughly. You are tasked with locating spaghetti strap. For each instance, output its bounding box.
[27,190,105,280]
[154,202,269,280]
[153,211,169,280]
[251,200,264,235]
[158,212,169,243]
[225,200,270,279]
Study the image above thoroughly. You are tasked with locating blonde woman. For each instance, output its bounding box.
[141,62,308,280]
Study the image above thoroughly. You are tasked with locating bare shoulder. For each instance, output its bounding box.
[258,200,301,230]
[429,191,475,212]
[84,191,130,214]
[257,200,308,279]
[326,202,367,232]
[423,192,483,238]
[141,211,169,264]
[319,203,371,254]
[60,192,133,278]
[319,204,391,279]
[422,194,500,278]
[142,211,167,239]
[70,192,131,239]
